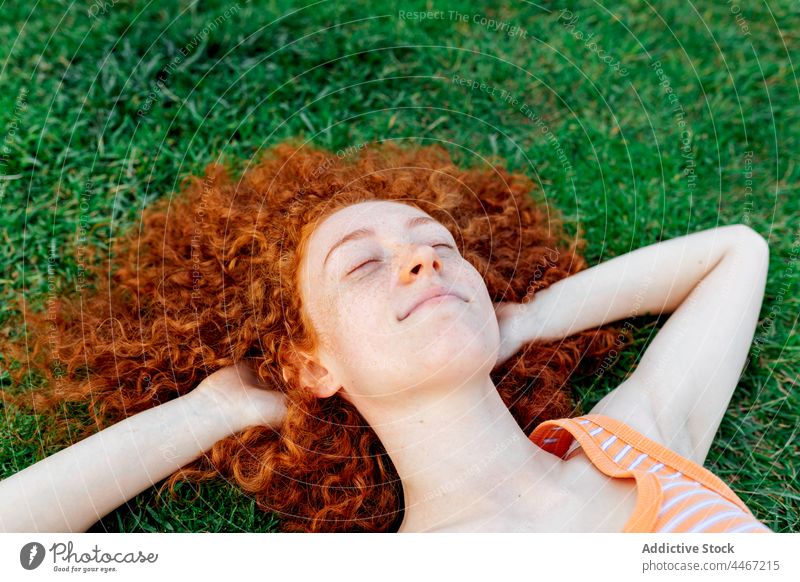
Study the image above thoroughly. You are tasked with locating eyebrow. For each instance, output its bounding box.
[323,215,439,269]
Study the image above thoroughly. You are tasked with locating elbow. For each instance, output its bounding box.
[730,224,769,256]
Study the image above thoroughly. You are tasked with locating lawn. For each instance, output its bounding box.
[0,0,797,532]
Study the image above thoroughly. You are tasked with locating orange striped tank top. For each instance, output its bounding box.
[528,414,773,533]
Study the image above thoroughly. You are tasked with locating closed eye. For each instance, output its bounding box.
[347,258,379,275]
[346,243,455,276]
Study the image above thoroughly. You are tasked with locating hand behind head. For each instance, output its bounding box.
[194,361,288,430]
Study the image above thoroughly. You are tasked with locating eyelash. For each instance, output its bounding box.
[347,243,455,275]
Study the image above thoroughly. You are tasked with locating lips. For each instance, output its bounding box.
[399,285,466,321]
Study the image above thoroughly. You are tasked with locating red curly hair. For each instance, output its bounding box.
[1,140,631,532]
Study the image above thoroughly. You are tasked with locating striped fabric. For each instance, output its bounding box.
[528,414,773,533]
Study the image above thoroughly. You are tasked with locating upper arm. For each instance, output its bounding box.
[589,226,770,465]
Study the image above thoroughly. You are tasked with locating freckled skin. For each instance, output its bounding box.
[296,200,501,405]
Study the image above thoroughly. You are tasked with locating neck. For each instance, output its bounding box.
[353,372,570,532]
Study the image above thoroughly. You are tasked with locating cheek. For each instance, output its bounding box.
[318,292,391,360]
[336,293,391,339]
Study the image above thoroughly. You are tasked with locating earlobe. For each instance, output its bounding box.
[312,381,342,399]
[286,348,341,399]
[301,358,341,399]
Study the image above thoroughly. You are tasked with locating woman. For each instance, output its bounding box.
[0,141,772,533]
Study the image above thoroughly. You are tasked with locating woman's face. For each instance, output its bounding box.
[296,200,501,404]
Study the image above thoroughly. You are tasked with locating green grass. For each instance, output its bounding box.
[1,0,798,532]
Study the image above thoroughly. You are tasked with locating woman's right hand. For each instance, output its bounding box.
[191,361,288,431]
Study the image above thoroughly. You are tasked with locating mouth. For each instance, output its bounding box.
[398,286,467,321]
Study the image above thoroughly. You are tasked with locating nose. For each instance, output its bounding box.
[398,244,442,284]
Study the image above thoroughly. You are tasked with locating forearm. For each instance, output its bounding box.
[0,390,238,532]
[516,224,754,342]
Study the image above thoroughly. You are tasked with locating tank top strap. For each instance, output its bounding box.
[529,413,754,517]
[529,414,663,532]
[529,415,641,478]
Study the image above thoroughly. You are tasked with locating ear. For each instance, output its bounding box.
[282,347,341,399]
